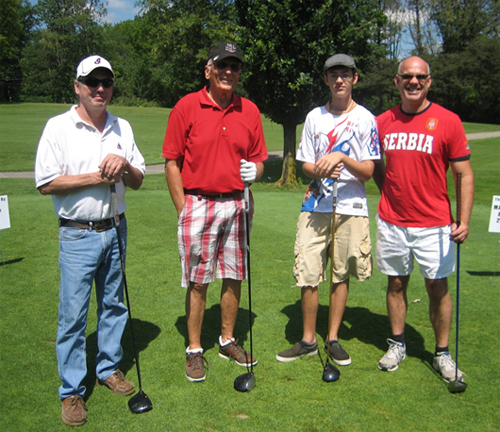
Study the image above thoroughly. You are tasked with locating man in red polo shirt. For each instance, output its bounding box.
[162,42,268,382]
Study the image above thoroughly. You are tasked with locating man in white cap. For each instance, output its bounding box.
[276,54,380,366]
[35,55,145,426]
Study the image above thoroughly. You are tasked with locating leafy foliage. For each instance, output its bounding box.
[135,0,240,107]
[428,37,500,124]
[0,0,34,101]
[236,0,388,185]
[20,0,107,103]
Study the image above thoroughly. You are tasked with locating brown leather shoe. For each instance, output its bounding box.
[96,369,135,395]
[61,395,87,426]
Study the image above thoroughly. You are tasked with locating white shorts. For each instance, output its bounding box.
[375,215,455,280]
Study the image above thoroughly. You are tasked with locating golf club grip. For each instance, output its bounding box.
[332,180,338,210]
[456,172,462,226]
[110,184,120,226]
[244,182,250,213]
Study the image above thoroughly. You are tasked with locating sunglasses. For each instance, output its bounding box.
[398,74,429,81]
[214,61,241,72]
[78,77,114,88]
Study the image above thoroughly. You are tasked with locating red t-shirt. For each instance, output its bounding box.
[377,102,470,227]
[162,87,268,194]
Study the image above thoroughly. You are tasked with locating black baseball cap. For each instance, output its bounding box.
[324,54,356,72]
[208,42,243,63]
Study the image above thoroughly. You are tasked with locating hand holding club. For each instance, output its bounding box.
[240,159,257,183]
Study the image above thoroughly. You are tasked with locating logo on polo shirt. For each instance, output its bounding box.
[426,118,438,131]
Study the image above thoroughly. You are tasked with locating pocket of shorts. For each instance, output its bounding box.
[359,237,372,256]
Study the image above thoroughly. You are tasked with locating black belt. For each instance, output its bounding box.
[184,189,243,199]
[59,213,124,232]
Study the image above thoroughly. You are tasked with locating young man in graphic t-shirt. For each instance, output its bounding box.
[276,54,381,366]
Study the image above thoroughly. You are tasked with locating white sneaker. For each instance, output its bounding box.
[378,339,406,371]
[433,352,465,382]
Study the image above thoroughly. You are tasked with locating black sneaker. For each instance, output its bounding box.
[326,340,352,366]
[186,352,208,382]
[219,339,258,367]
[276,340,318,362]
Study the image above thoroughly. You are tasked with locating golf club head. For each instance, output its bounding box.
[128,390,153,414]
[447,380,467,394]
[234,372,256,392]
[322,362,340,382]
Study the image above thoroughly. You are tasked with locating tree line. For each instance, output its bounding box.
[2,0,499,182]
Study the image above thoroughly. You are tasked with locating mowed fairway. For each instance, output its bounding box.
[0,104,499,431]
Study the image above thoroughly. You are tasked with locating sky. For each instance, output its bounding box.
[28,0,141,25]
[104,0,141,24]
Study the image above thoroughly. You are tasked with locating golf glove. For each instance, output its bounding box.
[240,159,257,183]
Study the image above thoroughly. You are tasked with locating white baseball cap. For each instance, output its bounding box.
[76,55,115,79]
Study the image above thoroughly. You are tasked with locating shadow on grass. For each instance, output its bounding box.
[83,318,161,399]
[0,257,24,265]
[467,271,500,276]
[175,303,257,353]
[280,300,433,366]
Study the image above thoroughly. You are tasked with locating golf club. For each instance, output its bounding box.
[234,183,256,392]
[447,173,467,393]
[110,184,153,412]
[322,180,341,383]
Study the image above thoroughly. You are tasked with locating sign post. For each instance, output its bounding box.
[0,195,11,265]
[489,195,500,233]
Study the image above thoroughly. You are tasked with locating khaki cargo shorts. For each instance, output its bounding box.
[293,212,372,287]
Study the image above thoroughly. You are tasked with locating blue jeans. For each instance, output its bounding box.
[57,219,128,400]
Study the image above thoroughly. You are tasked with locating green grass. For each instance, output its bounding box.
[0,103,296,172]
[0,105,500,431]
[8,104,497,173]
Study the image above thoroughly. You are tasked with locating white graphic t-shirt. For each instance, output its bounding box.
[296,104,380,216]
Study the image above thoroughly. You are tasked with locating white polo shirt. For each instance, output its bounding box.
[35,105,145,221]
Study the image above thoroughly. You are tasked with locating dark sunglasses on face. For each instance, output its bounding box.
[78,77,114,88]
[214,61,241,72]
[398,74,429,81]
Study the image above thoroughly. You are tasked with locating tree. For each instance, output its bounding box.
[20,0,107,103]
[137,0,239,107]
[236,0,387,186]
[429,37,500,124]
[430,0,491,54]
[0,0,34,101]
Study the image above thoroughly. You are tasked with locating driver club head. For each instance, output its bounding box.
[447,380,467,394]
[128,390,153,414]
[234,372,256,392]
[322,361,340,382]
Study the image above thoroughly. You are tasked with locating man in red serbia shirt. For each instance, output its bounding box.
[374,56,474,383]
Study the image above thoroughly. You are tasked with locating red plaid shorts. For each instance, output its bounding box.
[177,193,253,287]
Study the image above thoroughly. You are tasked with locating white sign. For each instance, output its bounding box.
[489,195,500,233]
[0,195,11,230]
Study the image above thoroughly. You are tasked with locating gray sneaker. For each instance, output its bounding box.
[326,340,352,366]
[378,339,406,371]
[276,341,318,362]
[433,352,465,382]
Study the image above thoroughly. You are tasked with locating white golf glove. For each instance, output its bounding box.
[240,159,257,183]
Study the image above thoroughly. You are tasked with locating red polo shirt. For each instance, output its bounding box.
[162,87,268,194]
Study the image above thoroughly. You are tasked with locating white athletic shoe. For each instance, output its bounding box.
[378,339,406,371]
[433,352,465,382]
